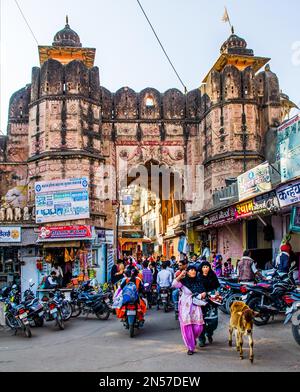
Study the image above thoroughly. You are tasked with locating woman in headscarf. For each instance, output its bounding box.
[212,254,223,277]
[198,261,220,347]
[172,265,205,355]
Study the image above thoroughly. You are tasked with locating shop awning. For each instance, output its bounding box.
[41,241,81,248]
[119,237,152,246]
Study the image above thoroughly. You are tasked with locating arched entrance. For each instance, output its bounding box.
[117,159,186,260]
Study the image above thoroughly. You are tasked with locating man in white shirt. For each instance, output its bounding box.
[157,263,173,289]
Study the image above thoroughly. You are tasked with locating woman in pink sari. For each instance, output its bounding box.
[172,265,205,355]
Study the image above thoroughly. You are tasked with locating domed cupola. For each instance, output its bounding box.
[52,16,82,48]
[220,29,253,56]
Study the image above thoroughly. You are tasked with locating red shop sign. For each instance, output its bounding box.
[38,225,92,241]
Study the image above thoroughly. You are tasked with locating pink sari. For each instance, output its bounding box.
[172,280,204,352]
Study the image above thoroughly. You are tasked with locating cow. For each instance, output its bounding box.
[229,301,256,363]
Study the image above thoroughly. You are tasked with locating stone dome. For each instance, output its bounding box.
[220,33,253,56]
[53,18,82,48]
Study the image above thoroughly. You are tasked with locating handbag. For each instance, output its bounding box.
[192,294,207,307]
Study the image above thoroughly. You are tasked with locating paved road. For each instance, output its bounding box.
[0,308,299,372]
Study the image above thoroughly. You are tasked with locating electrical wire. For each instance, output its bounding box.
[136,0,188,94]
[14,0,39,46]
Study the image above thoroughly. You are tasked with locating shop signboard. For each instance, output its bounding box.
[38,225,92,241]
[122,231,143,239]
[276,180,300,208]
[122,195,133,206]
[35,178,90,224]
[235,191,280,219]
[203,207,236,229]
[105,230,114,245]
[0,227,21,243]
[277,115,300,182]
[237,163,272,202]
[289,206,300,233]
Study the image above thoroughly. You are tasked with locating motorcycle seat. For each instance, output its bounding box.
[257,283,272,290]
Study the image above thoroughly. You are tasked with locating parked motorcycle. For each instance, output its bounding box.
[71,282,110,320]
[245,265,297,326]
[284,293,300,346]
[23,282,45,327]
[218,281,249,314]
[4,297,32,338]
[52,289,73,321]
[41,292,65,330]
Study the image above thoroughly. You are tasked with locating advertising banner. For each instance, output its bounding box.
[38,225,92,241]
[35,178,90,224]
[0,227,21,243]
[276,180,300,208]
[289,207,300,233]
[277,115,300,182]
[235,191,280,219]
[203,207,236,229]
[237,163,272,202]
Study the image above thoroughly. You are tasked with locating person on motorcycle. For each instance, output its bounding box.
[157,263,173,309]
[116,268,147,323]
[142,261,153,308]
[198,261,220,347]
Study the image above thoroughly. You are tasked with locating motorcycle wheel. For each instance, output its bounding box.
[24,325,32,338]
[71,303,82,318]
[61,301,72,321]
[219,297,228,314]
[292,310,300,346]
[247,297,271,326]
[95,306,110,320]
[129,324,134,338]
[34,317,44,328]
[56,311,65,330]
[226,293,243,314]
[164,303,168,313]
[5,313,16,329]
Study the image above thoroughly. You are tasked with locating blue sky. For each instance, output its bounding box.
[1,0,299,133]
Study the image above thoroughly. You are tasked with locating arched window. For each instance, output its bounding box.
[146,97,154,107]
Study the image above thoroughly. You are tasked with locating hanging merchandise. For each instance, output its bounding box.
[79,250,85,271]
[64,248,71,263]
[70,248,75,262]
[45,253,53,264]
[36,259,43,271]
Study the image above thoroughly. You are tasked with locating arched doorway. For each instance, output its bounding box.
[117,159,186,260]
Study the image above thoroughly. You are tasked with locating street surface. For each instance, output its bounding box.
[0,309,299,372]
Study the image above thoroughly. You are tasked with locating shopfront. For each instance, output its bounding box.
[196,206,241,263]
[235,191,280,268]
[0,227,22,289]
[37,225,94,289]
[276,180,300,261]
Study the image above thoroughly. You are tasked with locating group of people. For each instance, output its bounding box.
[109,244,299,355]
[111,254,222,355]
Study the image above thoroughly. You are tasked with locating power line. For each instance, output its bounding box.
[14,0,39,46]
[136,0,188,94]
